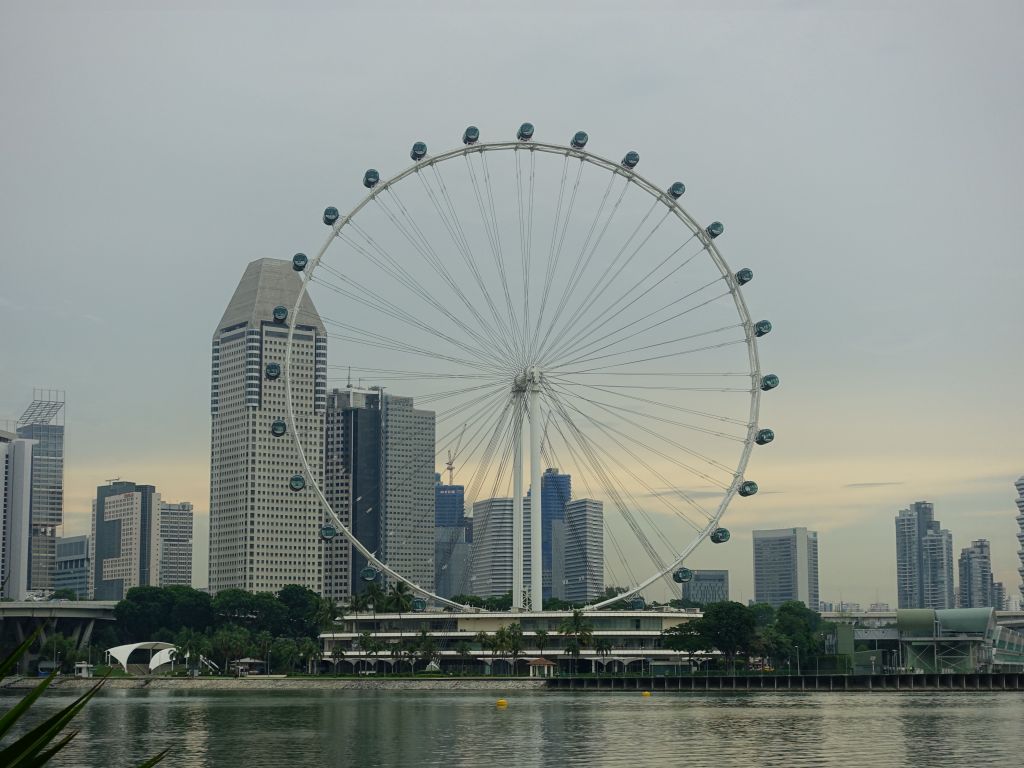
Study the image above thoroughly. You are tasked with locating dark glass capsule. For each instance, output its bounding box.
[738,480,759,497]
[411,597,427,612]
[320,524,338,541]
[360,566,380,582]
[323,206,340,225]
[755,428,775,445]
[517,122,535,141]
[672,567,694,584]
[668,181,686,199]
[629,597,646,610]
[289,474,306,492]
[363,169,380,188]
[292,253,308,271]
[710,528,731,544]
[754,320,772,337]
[735,268,754,285]
[410,141,427,161]
[760,374,780,391]
[265,362,281,380]
[463,125,480,145]
[622,151,640,169]
[570,131,589,149]
[271,419,287,437]
[272,305,287,323]
[706,221,724,239]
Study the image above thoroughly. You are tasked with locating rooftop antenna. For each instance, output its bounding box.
[346,367,352,388]
[105,477,120,485]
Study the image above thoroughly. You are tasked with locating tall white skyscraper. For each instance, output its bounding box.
[895,501,954,609]
[753,527,820,609]
[563,498,604,603]
[0,430,34,600]
[159,501,194,587]
[209,258,327,594]
[470,497,532,599]
[1016,477,1024,603]
[16,391,64,592]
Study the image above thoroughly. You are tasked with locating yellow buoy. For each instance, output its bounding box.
[496,698,508,708]
[641,691,652,697]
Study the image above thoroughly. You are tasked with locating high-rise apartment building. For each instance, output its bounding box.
[90,481,161,600]
[681,570,729,605]
[958,539,1005,609]
[209,258,327,594]
[540,468,571,600]
[895,501,954,609]
[16,391,65,591]
[753,527,819,609]
[0,430,34,600]
[322,387,435,600]
[54,535,90,598]
[563,498,603,604]
[158,502,193,587]
[1016,477,1024,602]
[470,497,532,599]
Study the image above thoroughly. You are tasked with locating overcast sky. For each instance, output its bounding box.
[2,1,1022,604]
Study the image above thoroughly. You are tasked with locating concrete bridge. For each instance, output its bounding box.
[0,601,118,658]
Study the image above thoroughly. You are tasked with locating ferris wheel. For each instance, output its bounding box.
[283,123,777,612]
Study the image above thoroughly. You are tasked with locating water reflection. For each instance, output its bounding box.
[2,689,1022,767]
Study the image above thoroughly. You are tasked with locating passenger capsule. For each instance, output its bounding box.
[668,181,686,199]
[410,141,427,161]
[706,221,724,239]
[755,428,775,445]
[323,206,340,226]
[292,253,308,271]
[411,597,427,612]
[517,122,535,141]
[738,480,759,497]
[265,362,281,380]
[710,527,731,544]
[320,524,338,541]
[360,566,380,582]
[754,320,772,338]
[570,131,589,149]
[363,169,380,188]
[629,597,646,610]
[735,268,754,285]
[672,567,694,584]
[289,474,306,492]
[271,419,287,437]
[760,374,780,391]
[463,125,480,145]
[621,151,640,169]
[272,305,288,323]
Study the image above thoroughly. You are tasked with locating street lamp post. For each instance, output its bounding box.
[795,645,800,677]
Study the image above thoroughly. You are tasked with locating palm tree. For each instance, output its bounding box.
[594,638,613,676]
[558,609,594,675]
[348,591,371,613]
[534,629,550,658]
[505,624,525,675]
[314,596,340,631]
[298,637,320,675]
[454,640,472,674]
[388,581,414,613]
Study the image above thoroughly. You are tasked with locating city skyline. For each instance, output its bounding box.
[3,3,1023,605]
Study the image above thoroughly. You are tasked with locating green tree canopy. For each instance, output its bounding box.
[698,601,756,663]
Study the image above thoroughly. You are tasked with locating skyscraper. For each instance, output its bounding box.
[895,501,955,609]
[322,387,435,600]
[753,527,819,608]
[54,535,89,599]
[435,475,465,528]
[540,468,571,600]
[1016,477,1024,603]
[958,539,1004,609]
[563,498,603,603]
[0,429,34,600]
[470,497,531,599]
[209,258,327,595]
[16,390,64,592]
[158,501,193,587]
[681,570,730,605]
[90,481,161,601]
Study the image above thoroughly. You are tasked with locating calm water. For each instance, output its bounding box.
[4,688,1023,767]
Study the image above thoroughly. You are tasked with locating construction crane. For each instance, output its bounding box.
[444,450,455,486]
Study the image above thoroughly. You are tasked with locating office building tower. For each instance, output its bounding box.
[1017,477,1024,602]
[470,497,532,599]
[540,468,571,600]
[323,387,435,600]
[681,570,729,605]
[957,539,1006,609]
[563,498,603,604]
[209,258,327,595]
[54,535,90,598]
[993,582,1007,612]
[16,391,65,591]
[435,476,465,528]
[0,430,34,600]
[90,481,161,600]
[753,527,820,609]
[550,519,566,601]
[895,501,954,609]
[435,525,471,599]
[158,501,193,587]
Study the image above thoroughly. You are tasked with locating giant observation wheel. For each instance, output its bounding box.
[282,123,778,612]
